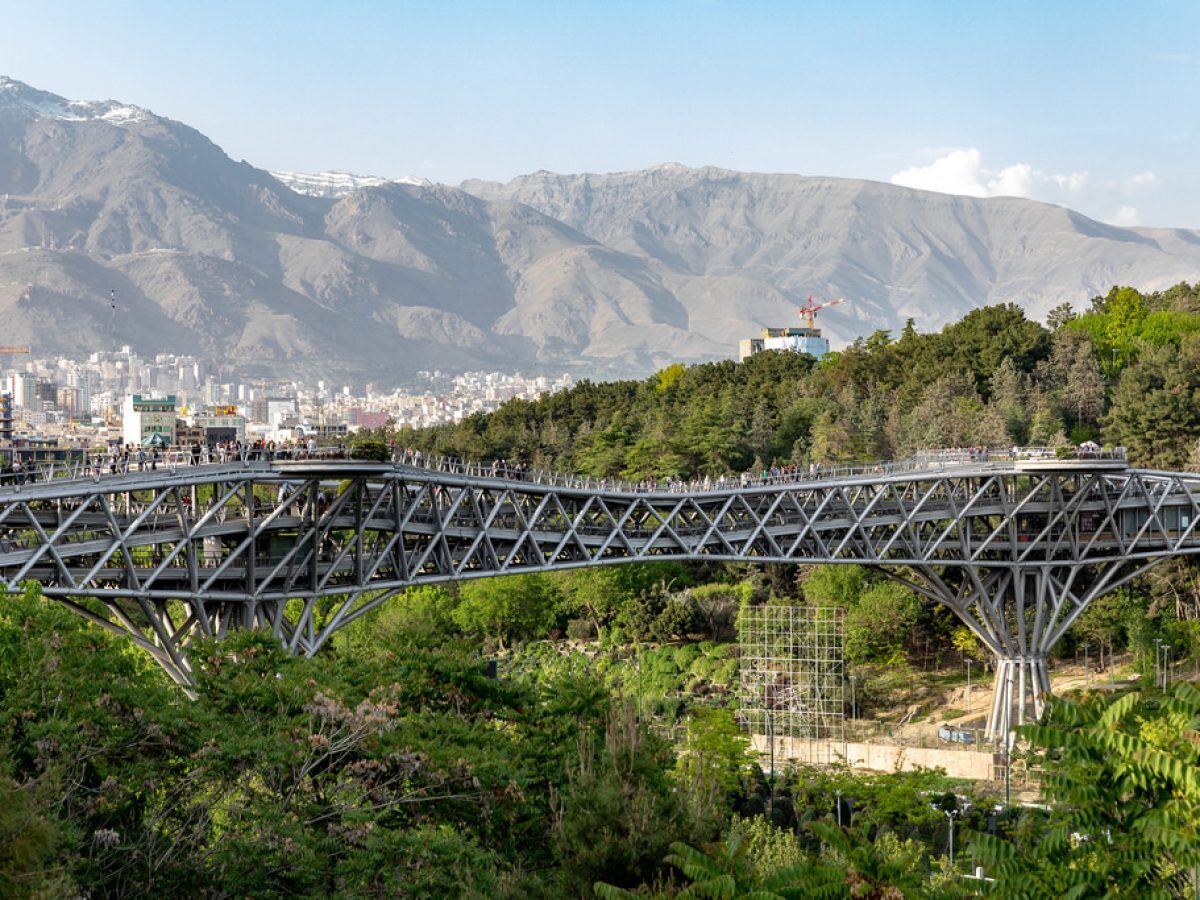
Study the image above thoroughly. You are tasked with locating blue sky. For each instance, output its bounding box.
[3,0,1197,226]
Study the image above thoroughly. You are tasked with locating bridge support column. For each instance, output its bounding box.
[987,654,1050,741]
[895,564,1103,742]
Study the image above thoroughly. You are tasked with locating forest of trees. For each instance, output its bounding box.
[6,283,1200,896]
[393,282,1200,474]
[5,580,1200,897]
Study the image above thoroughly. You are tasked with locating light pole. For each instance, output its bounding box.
[946,809,959,869]
[636,641,643,721]
[966,659,972,716]
[766,709,776,823]
[1155,638,1163,689]
[1003,669,1013,806]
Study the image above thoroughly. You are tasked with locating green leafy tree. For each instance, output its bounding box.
[1105,338,1200,467]
[972,685,1200,897]
[803,565,868,609]
[673,707,756,826]
[0,774,69,897]
[988,357,1028,443]
[796,821,955,899]
[1104,285,1147,365]
[343,584,460,649]
[1062,339,1107,425]
[452,573,562,647]
[1047,301,1076,330]
[554,704,694,894]
[802,568,920,662]
[844,582,922,663]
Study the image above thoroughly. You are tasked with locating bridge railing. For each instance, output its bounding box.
[393,445,1129,494]
[1,442,1128,495]
[0,445,365,489]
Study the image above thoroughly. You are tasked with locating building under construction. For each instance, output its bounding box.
[738,296,842,362]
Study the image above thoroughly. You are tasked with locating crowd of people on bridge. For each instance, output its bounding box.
[0,437,359,487]
[2,440,1127,493]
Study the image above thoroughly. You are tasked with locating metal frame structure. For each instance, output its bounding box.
[4,455,1200,736]
[738,605,845,764]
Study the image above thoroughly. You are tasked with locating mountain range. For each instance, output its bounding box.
[3,75,1200,385]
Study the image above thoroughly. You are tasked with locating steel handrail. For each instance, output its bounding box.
[1,443,1128,494]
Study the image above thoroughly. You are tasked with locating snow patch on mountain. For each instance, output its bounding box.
[0,76,152,124]
[271,169,432,199]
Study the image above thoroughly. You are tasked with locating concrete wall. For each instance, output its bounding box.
[751,735,998,781]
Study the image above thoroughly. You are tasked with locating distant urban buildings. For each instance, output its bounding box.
[0,393,12,444]
[0,346,574,461]
[122,395,178,446]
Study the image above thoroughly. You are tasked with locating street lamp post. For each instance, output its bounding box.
[850,674,857,725]
[946,809,958,869]
[636,641,643,721]
[1155,638,1163,689]
[1004,670,1013,806]
[766,709,776,823]
[966,659,972,716]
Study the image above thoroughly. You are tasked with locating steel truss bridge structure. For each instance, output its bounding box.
[3,453,1200,737]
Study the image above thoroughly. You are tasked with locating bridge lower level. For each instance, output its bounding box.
[2,454,1198,737]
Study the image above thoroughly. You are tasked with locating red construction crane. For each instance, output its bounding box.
[798,296,844,330]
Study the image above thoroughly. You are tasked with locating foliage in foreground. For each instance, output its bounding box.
[974,685,1200,898]
[7,574,1200,896]
[0,584,710,897]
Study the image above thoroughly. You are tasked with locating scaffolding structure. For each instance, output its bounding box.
[738,605,845,766]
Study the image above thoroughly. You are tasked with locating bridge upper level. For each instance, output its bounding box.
[1,443,1129,496]
[1,445,1194,601]
[2,443,1194,732]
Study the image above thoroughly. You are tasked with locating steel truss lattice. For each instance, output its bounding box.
[3,458,1200,734]
[738,605,845,765]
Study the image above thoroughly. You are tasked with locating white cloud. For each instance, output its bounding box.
[889,148,1173,224]
[890,148,1088,201]
[1109,205,1141,227]
[891,148,990,197]
[988,163,1034,197]
[1052,172,1088,192]
[1112,170,1158,194]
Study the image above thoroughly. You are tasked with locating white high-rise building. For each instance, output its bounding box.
[67,366,99,412]
[8,372,37,410]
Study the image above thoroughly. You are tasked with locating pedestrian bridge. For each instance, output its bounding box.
[2,447,1196,736]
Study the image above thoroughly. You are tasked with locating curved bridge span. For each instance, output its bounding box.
[3,453,1199,736]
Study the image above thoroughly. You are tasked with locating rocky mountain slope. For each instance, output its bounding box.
[462,164,1200,345]
[3,76,1200,383]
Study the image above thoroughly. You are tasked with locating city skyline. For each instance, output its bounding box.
[1,1,1196,227]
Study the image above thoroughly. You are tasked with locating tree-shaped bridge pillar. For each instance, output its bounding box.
[895,565,1105,740]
